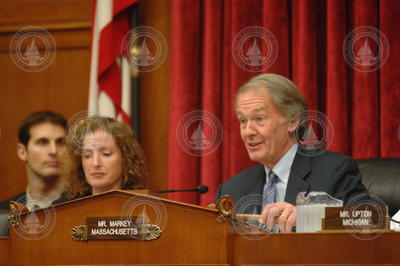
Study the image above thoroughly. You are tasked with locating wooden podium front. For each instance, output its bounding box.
[1,190,400,265]
[5,190,230,265]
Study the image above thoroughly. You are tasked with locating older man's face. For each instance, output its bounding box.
[236,88,296,168]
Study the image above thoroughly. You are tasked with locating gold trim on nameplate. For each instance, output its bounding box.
[71,225,88,241]
[140,224,161,240]
[8,201,29,227]
[70,216,162,241]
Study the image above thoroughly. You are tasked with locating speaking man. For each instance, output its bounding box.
[216,74,369,233]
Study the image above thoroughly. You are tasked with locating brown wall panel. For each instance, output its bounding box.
[0,0,92,32]
[0,0,92,201]
[0,237,9,265]
[138,0,171,192]
[0,0,171,201]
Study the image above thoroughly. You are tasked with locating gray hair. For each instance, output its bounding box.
[235,73,308,135]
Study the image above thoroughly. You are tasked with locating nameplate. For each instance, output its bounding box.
[71,216,161,241]
[323,206,389,231]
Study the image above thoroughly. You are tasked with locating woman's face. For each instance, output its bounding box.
[81,130,124,194]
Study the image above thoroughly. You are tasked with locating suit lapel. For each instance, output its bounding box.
[243,165,265,195]
[237,149,311,209]
[284,150,311,205]
[242,165,265,214]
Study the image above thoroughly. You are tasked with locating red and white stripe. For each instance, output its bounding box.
[88,0,137,123]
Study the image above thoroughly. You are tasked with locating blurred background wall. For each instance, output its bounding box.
[0,0,171,201]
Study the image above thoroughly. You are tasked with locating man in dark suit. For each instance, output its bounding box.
[0,111,69,235]
[216,73,368,233]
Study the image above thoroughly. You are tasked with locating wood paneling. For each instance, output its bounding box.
[138,0,171,192]
[0,0,92,32]
[4,191,400,265]
[0,0,92,201]
[0,237,9,266]
[8,191,229,265]
[0,0,171,201]
[233,232,400,264]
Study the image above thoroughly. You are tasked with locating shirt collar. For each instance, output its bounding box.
[26,183,64,211]
[264,143,298,184]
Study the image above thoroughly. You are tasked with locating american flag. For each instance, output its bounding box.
[88,0,137,123]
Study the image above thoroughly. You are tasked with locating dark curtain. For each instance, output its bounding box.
[167,0,400,206]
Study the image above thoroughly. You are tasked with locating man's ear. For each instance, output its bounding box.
[17,143,28,162]
[288,115,300,134]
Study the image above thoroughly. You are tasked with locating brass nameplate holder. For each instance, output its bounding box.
[322,205,390,231]
[215,195,234,223]
[71,216,161,241]
[8,201,29,227]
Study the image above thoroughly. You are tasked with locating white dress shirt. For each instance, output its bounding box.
[263,143,298,202]
[26,183,64,211]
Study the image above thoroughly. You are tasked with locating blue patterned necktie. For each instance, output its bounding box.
[263,170,278,207]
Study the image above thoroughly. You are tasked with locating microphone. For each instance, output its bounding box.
[155,185,209,194]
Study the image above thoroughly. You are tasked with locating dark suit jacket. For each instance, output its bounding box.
[0,192,69,236]
[0,192,68,209]
[0,192,26,209]
[216,149,369,212]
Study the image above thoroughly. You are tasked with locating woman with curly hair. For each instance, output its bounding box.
[62,116,148,199]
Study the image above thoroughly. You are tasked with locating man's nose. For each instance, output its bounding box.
[49,142,58,155]
[243,121,257,136]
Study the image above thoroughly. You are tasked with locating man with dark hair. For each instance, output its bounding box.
[0,111,68,212]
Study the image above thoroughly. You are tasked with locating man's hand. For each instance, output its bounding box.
[258,202,296,233]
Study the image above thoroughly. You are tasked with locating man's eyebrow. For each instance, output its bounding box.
[236,107,268,115]
[252,107,267,112]
[34,137,49,142]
